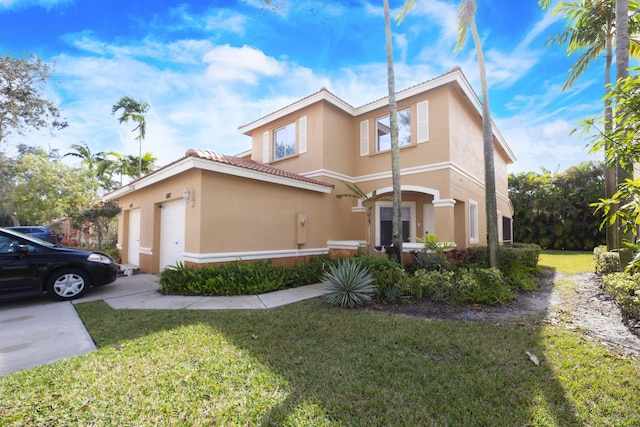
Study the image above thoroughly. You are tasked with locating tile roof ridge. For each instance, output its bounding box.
[185,149,334,188]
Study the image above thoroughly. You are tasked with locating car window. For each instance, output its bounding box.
[0,235,21,254]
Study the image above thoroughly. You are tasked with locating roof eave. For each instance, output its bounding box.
[102,156,333,202]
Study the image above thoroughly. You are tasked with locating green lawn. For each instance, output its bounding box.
[539,250,595,274]
[1,251,639,426]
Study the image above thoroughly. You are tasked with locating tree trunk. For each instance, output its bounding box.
[616,0,633,269]
[604,35,618,251]
[470,16,499,268]
[384,0,403,265]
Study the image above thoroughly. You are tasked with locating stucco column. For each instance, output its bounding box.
[433,199,456,243]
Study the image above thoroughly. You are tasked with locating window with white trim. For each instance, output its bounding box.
[469,200,479,244]
[274,122,296,160]
[376,201,416,246]
[376,108,411,151]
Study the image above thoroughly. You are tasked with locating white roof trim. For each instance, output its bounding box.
[238,91,355,135]
[103,156,332,201]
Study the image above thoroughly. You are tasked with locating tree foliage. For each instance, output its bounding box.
[509,162,605,250]
[70,200,121,250]
[581,73,640,269]
[0,54,67,144]
[8,147,98,225]
[0,152,16,225]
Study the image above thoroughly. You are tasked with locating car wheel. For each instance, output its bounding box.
[47,269,88,301]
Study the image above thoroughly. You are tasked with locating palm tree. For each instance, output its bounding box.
[616,0,634,267]
[64,143,112,193]
[454,0,500,268]
[383,0,404,265]
[112,96,150,178]
[115,152,157,185]
[549,0,640,252]
[63,143,103,170]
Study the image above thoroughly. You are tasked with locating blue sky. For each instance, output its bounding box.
[0,0,622,173]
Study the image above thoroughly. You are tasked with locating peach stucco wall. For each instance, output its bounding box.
[113,75,514,272]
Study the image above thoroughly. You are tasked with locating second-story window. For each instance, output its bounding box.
[376,108,411,151]
[274,122,296,160]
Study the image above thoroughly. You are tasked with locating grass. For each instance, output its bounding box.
[1,251,639,426]
[539,250,595,274]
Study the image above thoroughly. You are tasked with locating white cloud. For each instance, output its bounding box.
[203,45,285,84]
[517,9,562,51]
[0,0,71,9]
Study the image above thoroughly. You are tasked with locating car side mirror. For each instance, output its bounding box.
[15,245,29,254]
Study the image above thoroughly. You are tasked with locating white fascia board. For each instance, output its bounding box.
[102,157,195,201]
[238,91,355,135]
[190,157,333,193]
[103,157,332,202]
[354,72,463,115]
[300,169,355,182]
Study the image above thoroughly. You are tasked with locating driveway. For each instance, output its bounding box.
[0,297,96,376]
[0,274,326,376]
[0,274,161,376]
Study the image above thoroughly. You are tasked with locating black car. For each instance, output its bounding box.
[6,226,59,244]
[0,227,118,301]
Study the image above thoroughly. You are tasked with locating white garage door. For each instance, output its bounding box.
[160,199,186,271]
[128,209,141,266]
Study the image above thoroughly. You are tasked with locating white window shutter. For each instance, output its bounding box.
[299,116,307,154]
[360,120,369,156]
[417,100,429,143]
[262,131,270,163]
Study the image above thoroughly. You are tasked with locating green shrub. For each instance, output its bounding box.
[501,243,541,269]
[594,245,621,275]
[601,272,640,322]
[210,260,288,295]
[160,262,204,295]
[101,245,120,263]
[161,260,288,296]
[412,250,451,271]
[323,259,376,308]
[283,256,332,288]
[499,243,541,291]
[445,248,487,269]
[465,268,515,305]
[411,270,456,302]
[411,267,514,305]
[160,257,337,296]
[353,254,411,301]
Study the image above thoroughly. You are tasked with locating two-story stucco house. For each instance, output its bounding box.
[104,67,516,273]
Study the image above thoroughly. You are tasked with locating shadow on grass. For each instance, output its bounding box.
[74,281,584,426]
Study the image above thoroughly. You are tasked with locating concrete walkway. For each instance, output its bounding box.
[0,274,328,376]
[74,274,328,310]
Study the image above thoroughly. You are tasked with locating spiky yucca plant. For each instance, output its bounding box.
[323,259,375,308]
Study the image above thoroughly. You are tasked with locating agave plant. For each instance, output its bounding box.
[323,259,375,308]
